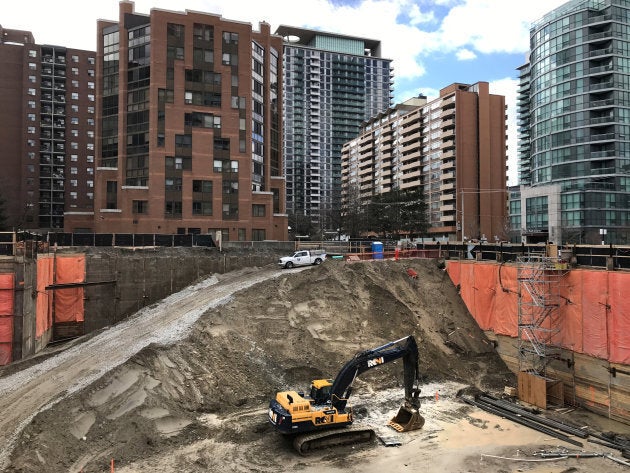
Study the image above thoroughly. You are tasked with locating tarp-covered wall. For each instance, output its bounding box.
[447,261,630,365]
[0,274,14,365]
[36,255,85,339]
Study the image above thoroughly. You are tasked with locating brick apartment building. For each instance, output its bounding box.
[341,82,507,242]
[0,26,96,231]
[64,1,287,241]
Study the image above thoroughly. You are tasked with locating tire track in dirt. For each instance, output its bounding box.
[0,265,294,470]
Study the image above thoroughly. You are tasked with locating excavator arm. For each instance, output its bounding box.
[330,335,420,412]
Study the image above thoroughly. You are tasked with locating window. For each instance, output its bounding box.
[70,192,78,200]
[28,75,36,83]
[88,57,95,65]
[87,130,94,138]
[87,180,93,188]
[87,69,95,77]
[71,142,78,149]
[72,55,79,63]
[72,67,79,75]
[252,229,266,241]
[28,88,36,96]
[71,92,79,100]
[27,126,35,134]
[192,201,213,215]
[252,204,266,217]
[71,130,79,137]
[71,104,79,112]
[165,177,182,190]
[70,179,78,187]
[71,167,78,174]
[87,118,95,126]
[88,94,95,101]
[71,154,78,162]
[133,200,148,214]
[71,117,79,124]
[28,100,35,109]
[192,180,213,193]
[27,113,35,122]
[165,200,182,216]
[28,50,37,58]
[28,63,36,70]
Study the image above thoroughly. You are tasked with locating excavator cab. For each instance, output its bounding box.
[309,379,333,405]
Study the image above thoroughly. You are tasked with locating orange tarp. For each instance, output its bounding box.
[609,272,630,364]
[472,264,496,330]
[0,273,14,316]
[580,271,607,358]
[53,256,85,323]
[36,255,85,339]
[36,257,53,338]
[446,261,630,364]
[492,265,518,337]
[0,317,12,365]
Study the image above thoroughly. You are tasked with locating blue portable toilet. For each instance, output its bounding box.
[371,241,384,259]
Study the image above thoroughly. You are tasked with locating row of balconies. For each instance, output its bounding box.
[42,56,66,64]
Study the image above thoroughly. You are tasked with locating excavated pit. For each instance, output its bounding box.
[3,259,626,473]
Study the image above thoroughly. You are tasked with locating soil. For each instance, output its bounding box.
[0,258,628,473]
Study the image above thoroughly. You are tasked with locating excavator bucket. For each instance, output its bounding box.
[388,405,425,432]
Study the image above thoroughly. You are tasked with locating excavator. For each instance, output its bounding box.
[268,335,424,453]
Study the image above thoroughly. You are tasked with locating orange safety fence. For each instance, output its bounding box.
[0,273,14,365]
[36,255,85,339]
[446,261,630,365]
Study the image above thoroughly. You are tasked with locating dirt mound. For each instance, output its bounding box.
[6,259,514,472]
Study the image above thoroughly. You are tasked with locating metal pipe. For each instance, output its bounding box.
[477,395,588,438]
[462,397,583,447]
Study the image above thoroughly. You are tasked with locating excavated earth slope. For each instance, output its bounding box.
[4,259,516,472]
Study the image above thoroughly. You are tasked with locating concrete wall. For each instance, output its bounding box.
[0,257,38,361]
[80,246,286,331]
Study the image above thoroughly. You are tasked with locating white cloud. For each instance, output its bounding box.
[455,48,476,61]
[490,77,519,186]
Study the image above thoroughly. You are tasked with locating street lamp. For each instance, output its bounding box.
[600,228,607,245]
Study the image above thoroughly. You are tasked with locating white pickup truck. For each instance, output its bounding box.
[278,250,327,269]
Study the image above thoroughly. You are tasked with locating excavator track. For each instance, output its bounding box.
[293,425,376,454]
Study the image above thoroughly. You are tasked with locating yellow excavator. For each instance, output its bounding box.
[268,335,424,453]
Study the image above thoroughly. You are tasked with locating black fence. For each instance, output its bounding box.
[0,232,215,257]
[415,241,630,270]
[47,232,215,249]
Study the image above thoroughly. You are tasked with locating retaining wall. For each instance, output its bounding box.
[446,260,630,424]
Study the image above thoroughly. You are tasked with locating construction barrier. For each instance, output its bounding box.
[36,255,86,340]
[446,261,630,364]
[0,274,14,365]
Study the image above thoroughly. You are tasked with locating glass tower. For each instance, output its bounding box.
[276,26,392,234]
[520,0,630,244]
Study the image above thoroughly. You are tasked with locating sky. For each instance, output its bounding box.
[3,0,571,184]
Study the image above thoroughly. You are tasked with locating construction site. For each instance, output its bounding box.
[0,240,629,472]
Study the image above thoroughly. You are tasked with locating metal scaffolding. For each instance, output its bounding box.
[517,253,569,376]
